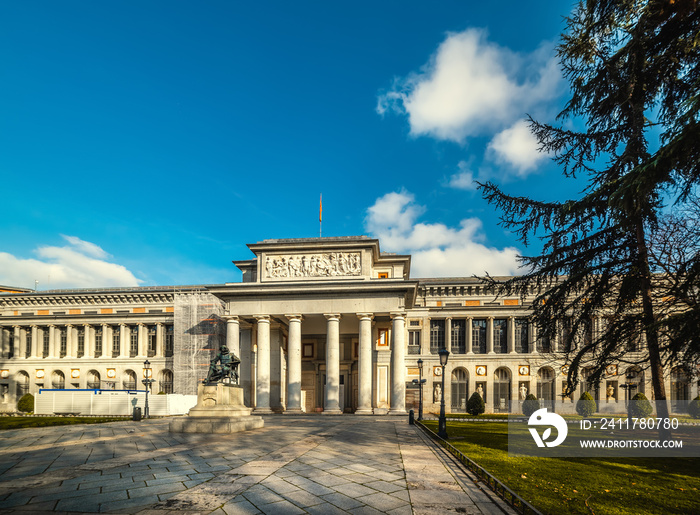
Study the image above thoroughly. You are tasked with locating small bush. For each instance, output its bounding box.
[467,391,485,416]
[628,392,654,418]
[688,395,700,419]
[522,393,540,417]
[576,391,597,417]
[17,393,34,413]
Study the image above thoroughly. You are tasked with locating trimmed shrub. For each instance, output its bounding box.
[467,391,485,416]
[628,392,654,418]
[522,393,540,417]
[17,393,34,413]
[688,395,700,419]
[576,391,597,417]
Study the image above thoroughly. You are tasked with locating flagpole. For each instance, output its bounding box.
[319,193,322,238]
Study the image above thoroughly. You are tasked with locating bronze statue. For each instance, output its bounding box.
[203,345,241,385]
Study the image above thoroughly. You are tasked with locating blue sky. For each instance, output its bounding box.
[1,1,580,289]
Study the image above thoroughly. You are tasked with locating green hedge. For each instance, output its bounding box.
[576,391,596,417]
[17,393,34,413]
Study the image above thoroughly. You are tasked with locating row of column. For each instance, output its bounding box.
[0,324,166,359]
[224,313,407,414]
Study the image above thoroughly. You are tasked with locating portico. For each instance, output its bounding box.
[208,236,417,414]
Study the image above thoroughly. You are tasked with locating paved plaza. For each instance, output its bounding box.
[0,416,513,514]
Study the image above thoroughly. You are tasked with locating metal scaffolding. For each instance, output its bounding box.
[173,292,226,395]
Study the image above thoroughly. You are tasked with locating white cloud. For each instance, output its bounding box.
[447,161,478,191]
[377,29,560,143]
[0,236,142,289]
[365,191,520,277]
[488,119,547,175]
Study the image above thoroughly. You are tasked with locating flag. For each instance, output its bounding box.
[319,194,322,223]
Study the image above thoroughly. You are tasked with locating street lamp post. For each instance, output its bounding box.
[437,349,450,439]
[142,360,152,419]
[416,359,425,421]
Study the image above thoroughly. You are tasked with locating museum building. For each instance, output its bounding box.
[0,236,697,414]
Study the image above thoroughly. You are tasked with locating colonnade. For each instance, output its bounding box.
[224,313,407,414]
[0,323,172,359]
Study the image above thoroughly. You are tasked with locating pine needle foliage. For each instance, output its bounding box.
[479,0,699,438]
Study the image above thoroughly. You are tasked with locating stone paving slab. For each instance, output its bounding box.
[0,416,514,514]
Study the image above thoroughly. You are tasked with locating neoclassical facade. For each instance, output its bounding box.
[0,236,697,414]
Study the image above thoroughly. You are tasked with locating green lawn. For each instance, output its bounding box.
[0,416,127,430]
[421,420,700,515]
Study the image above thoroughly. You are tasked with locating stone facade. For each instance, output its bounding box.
[0,236,697,415]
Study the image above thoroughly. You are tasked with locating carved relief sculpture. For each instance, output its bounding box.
[265,252,362,279]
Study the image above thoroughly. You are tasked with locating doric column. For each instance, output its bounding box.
[31,325,39,358]
[356,313,374,415]
[119,324,128,358]
[65,324,74,358]
[390,313,407,414]
[421,317,431,354]
[83,324,92,359]
[466,317,473,354]
[225,316,240,359]
[13,326,21,358]
[508,317,517,354]
[285,315,303,413]
[48,325,57,358]
[137,323,147,358]
[445,318,452,353]
[323,314,342,414]
[254,315,272,413]
[101,324,110,358]
[487,317,494,354]
[156,323,164,357]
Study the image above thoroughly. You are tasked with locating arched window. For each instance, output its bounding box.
[51,370,65,389]
[625,366,644,396]
[123,370,137,390]
[159,369,174,394]
[16,371,29,398]
[581,367,599,401]
[493,367,511,413]
[537,367,555,407]
[671,367,689,412]
[450,368,468,412]
[87,370,101,390]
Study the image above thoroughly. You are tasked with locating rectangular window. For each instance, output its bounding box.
[472,320,487,354]
[25,331,32,358]
[112,327,120,358]
[148,325,157,357]
[493,319,507,353]
[95,327,103,357]
[130,327,138,357]
[377,328,389,347]
[8,333,14,359]
[537,333,552,353]
[59,329,67,358]
[430,320,445,354]
[451,320,466,354]
[561,317,573,352]
[43,328,49,358]
[515,319,529,353]
[77,328,85,358]
[165,325,174,357]
[408,331,420,355]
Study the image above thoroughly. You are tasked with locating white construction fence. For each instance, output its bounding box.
[35,389,197,416]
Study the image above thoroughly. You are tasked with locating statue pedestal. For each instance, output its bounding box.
[169,384,264,434]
